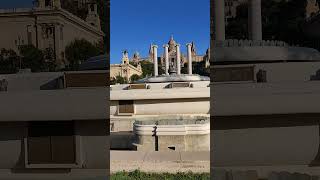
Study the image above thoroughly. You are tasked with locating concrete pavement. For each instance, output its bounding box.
[110,151,210,173]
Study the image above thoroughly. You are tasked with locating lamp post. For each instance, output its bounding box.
[15,36,22,70]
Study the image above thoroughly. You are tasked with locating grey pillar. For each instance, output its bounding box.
[186,43,192,75]
[163,44,169,75]
[152,45,158,77]
[213,0,225,41]
[248,0,262,40]
[176,44,181,75]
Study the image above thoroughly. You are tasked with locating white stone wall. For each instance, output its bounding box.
[110,98,209,116]
[214,61,320,83]
[0,122,26,168]
[0,120,107,169]
[212,126,319,166]
[135,99,209,115]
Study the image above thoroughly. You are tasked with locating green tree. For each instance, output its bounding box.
[112,75,127,84]
[130,74,140,82]
[139,59,164,77]
[19,45,44,72]
[193,61,210,76]
[0,48,19,74]
[65,39,100,70]
[226,0,308,42]
[62,0,107,54]
[140,61,154,77]
[226,3,248,39]
[182,62,209,76]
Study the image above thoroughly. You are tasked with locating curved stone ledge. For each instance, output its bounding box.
[213,46,320,62]
[132,115,210,151]
[135,74,210,83]
[110,88,210,100]
[133,115,210,136]
[134,123,210,136]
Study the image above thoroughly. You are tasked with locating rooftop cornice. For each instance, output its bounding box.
[0,7,104,37]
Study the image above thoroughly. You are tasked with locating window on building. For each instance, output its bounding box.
[118,100,134,114]
[27,121,76,164]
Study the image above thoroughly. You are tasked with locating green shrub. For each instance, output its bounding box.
[111,170,210,180]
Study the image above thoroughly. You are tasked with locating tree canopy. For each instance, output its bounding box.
[111,75,127,85]
[0,49,19,74]
[226,0,308,42]
[130,74,140,82]
[65,39,100,70]
[19,45,45,72]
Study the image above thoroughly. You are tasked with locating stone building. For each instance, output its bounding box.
[110,51,143,82]
[128,36,210,69]
[0,0,104,69]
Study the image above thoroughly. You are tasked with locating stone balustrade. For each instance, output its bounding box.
[214,39,289,48]
[0,8,32,14]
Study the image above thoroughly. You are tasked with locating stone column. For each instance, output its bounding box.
[213,0,225,41]
[176,44,181,75]
[163,44,169,75]
[152,45,158,77]
[186,43,192,75]
[248,0,262,40]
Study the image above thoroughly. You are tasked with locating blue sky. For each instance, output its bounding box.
[1,1,33,8]
[110,0,210,64]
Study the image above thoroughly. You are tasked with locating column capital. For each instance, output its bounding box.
[186,43,192,47]
[163,44,169,48]
[152,45,158,48]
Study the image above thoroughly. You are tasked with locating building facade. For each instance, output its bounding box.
[74,0,93,8]
[126,36,210,69]
[110,51,143,82]
[0,0,104,69]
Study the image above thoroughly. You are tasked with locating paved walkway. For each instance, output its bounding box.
[110,151,210,173]
[212,165,320,179]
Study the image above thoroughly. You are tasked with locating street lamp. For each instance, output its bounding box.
[15,36,23,70]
